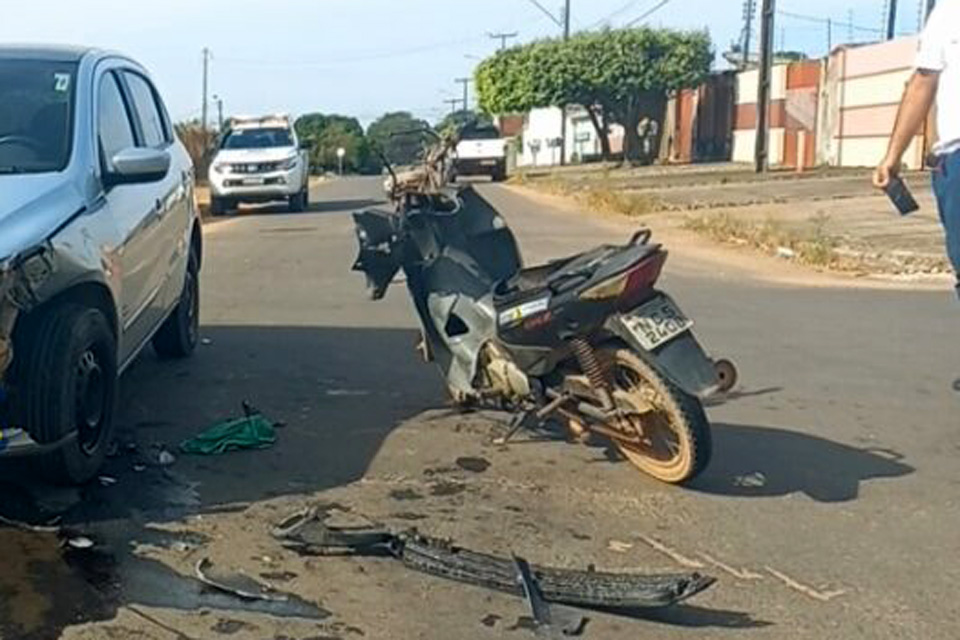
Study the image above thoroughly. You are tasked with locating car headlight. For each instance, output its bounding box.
[278,156,298,171]
[212,163,228,174]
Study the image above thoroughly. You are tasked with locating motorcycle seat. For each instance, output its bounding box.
[495,242,660,305]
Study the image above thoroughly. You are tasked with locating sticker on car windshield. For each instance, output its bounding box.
[53,73,71,93]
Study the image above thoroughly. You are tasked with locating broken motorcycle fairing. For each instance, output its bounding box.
[273,511,715,610]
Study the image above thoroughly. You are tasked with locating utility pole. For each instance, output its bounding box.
[886,0,899,40]
[213,94,224,132]
[755,0,776,173]
[559,0,571,166]
[488,31,518,51]
[201,48,211,133]
[827,18,833,54]
[455,78,471,112]
[741,0,756,66]
[925,0,936,22]
[444,98,461,115]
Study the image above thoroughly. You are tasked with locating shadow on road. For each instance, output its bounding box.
[0,324,442,639]
[611,603,772,629]
[689,423,914,502]
[307,198,382,214]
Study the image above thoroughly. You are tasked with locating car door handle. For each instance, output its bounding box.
[153,199,165,218]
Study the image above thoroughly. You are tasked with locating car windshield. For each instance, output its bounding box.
[221,127,293,150]
[460,125,500,141]
[0,59,77,174]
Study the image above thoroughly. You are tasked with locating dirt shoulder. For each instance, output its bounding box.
[510,164,952,286]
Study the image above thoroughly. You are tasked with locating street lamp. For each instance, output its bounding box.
[336,147,346,176]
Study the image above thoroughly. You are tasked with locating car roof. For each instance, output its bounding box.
[0,45,96,62]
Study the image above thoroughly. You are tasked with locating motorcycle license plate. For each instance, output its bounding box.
[623,296,694,350]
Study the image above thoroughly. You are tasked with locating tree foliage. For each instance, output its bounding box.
[366,111,431,166]
[294,113,371,173]
[476,28,713,162]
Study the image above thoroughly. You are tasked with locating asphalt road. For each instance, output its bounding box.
[1,176,958,639]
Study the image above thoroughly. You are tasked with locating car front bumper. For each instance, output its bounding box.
[210,168,303,200]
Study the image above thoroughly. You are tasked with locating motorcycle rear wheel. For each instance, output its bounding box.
[599,348,712,484]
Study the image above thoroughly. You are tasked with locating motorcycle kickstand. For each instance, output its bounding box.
[493,392,571,446]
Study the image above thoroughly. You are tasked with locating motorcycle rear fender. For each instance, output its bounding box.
[603,315,719,399]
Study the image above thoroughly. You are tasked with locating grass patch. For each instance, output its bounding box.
[513,172,662,217]
[683,211,841,268]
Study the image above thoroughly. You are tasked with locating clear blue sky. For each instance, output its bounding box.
[1,0,927,126]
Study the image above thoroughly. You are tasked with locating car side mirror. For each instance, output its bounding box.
[105,148,171,186]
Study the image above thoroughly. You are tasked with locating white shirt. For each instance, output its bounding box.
[916,0,960,154]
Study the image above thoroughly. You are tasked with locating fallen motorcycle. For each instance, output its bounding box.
[353,132,730,484]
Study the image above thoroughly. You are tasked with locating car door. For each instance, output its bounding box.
[120,70,191,318]
[95,68,167,361]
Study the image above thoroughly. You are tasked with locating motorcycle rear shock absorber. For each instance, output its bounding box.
[570,337,615,411]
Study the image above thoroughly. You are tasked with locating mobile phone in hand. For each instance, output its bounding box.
[884,176,920,216]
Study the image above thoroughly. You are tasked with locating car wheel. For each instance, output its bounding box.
[288,188,308,213]
[152,249,200,359]
[19,304,117,485]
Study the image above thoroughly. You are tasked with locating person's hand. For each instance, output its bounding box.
[873,157,900,190]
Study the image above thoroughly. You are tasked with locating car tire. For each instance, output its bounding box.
[19,304,118,485]
[288,187,308,213]
[152,249,200,359]
[210,196,226,216]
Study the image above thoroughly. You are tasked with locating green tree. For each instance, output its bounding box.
[476,28,713,163]
[294,113,371,173]
[366,111,431,166]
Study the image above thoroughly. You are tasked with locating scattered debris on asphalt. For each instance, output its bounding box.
[201,337,214,346]
[0,513,60,533]
[98,475,118,487]
[180,403,278,455]
[156,450,177,467]
[195,558,289,602]
[66,536,95,550]
[272,506,716,612]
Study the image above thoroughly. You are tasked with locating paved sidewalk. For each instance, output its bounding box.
[515,164,949,275]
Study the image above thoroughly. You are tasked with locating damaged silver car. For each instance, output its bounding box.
[0,46,201,483]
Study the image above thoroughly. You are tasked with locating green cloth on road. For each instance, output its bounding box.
[179,415,277,455]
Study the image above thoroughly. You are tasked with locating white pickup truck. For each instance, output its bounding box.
[454,125,508,182]
[208,115,310,215]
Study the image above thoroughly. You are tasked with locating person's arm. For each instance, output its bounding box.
[873,71,939,189]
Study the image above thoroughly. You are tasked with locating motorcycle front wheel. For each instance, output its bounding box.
[599,348,712,484]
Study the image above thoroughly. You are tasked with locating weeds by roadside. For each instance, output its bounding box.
[511,172,662,217]
[683,212,841,268]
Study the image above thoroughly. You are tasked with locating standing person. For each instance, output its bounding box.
[873,0,960,296]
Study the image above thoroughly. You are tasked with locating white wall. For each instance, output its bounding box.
[520,107,564,167]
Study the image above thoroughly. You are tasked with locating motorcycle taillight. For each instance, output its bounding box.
[621,250,667,302]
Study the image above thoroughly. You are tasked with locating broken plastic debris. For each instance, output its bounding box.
[133,463,147,472]
[98,475,118,487]
[733,472,767,488]
[201,337,213,346]
[66,536,95,550]
[157,450,176,466]
[776,246,796,259]
[607,539,634,553]
[272,508,715,610]
[195,558,289,602]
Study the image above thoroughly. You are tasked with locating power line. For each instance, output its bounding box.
[777,9,883,34]
[522,0,564,27]
[587,0,646,29]
[625,0,675,27]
